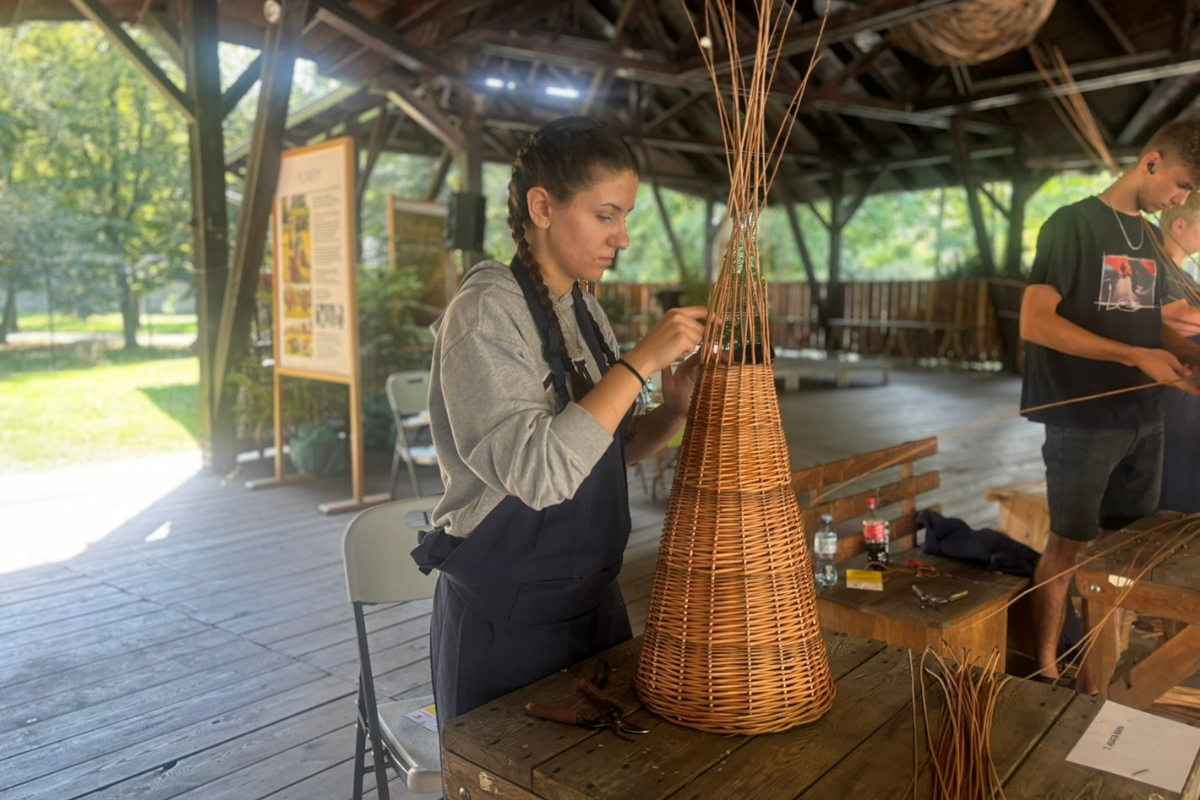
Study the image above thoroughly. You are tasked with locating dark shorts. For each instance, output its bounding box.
[1043,422,1163,542]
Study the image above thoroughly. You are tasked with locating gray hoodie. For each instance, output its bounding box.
[428,260,620,537]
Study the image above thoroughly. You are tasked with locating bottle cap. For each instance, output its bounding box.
[867,497,877,508]
[820,514,833,525]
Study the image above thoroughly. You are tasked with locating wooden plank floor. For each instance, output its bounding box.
[0,369,1045,800]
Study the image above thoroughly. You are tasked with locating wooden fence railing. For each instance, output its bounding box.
[593,279,1005,364]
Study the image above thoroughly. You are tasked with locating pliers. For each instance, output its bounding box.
[524,664,649,742]
[911,583,969,610]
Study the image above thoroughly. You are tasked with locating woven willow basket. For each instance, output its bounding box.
[634,359,835,733]
[890,0,1056,66]
[633,0,836,734]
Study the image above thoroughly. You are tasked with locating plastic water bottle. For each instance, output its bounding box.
[813,514,838,589]
[863,497,889,566]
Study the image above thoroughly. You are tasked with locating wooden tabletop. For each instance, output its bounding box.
[441,630,1199,800]
[817,547,1027,630]
[1077,512,1200,601]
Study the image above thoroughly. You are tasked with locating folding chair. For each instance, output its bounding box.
[386,371,439,499]
[344,497,443,798]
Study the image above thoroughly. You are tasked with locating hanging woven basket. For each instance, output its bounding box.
[890,0,1057,66]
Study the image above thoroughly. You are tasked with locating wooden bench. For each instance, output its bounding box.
[986,479,1050,553]
[773,355,891,390]
[793,438,1032,670]
[791,437,941,562]
[828,317,986,362]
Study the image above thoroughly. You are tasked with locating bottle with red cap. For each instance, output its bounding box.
[862,497,889,566]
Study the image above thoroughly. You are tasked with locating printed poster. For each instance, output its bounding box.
[388,197,450,307]
[274,138,357,380]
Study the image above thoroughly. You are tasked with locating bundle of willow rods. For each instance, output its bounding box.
[907,648,1010,800]
[632,0,836,734]
[890,0,1056,66]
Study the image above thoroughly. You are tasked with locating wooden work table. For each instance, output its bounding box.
[816,548,1029,670]
[440,630,1199,800]
[1077,511,1200,709]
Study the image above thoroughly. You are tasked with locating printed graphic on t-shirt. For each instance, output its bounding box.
[1096,254,1157,311]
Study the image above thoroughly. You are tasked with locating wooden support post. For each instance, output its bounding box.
[649,171,689,282]
[425,147,453,202]
[778,180,829,333]
[1006,176,1029,279]
[827,170,845,351]
[212,0,304,429]
[953,119,996,276]
[181,0,232,471]
[703,192,717,284]
[457,97,484,294]
[356,107,389,258]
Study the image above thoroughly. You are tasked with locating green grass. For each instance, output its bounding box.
[0,348,200,473]
[17,312,198,335]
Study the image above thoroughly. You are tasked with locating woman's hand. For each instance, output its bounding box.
[660,350,702,415]
[623,306,706,378]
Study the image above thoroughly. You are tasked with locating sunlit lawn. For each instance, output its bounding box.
[0,345,200,474]
[17,312,198,335]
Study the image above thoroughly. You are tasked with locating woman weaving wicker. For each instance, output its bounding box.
[411,116,706,722]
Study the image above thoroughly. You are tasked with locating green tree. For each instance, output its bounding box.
[2,22,191,348]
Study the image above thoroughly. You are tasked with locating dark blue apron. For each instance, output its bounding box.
[413,260,632,722]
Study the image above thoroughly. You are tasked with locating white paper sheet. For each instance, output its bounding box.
[1065,700,1200,793]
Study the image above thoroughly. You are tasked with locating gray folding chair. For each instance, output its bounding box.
[386,370,438,499]
[343,497,442,798]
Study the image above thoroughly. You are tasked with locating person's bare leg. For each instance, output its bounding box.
[1032,533,1089,682]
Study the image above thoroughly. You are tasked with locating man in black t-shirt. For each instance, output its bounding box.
[1021,116,1200,695]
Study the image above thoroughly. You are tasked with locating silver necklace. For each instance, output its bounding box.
[1101,193,1145,251]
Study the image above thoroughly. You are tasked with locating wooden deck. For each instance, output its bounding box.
[0,369,1045,800]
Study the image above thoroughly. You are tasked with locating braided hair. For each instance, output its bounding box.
[507,117,638,389]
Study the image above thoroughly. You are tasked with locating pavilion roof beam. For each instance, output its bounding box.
[1083,0,1138,56]
[967,50,1178,94]
[455,28,676,83]
[1116,74,1200,146]
[483,114,824,166]
[66,0,195,123]
[824,40,894,93]
[140,8,185,69]
[922,56,1200,116]
[224,83,363,168]
[477,0,571,35]
[221,54,262,120]
[580,0,647,114]
[675,0,976,82]
[374,76,468,153]
[0,0,27,27]
[805,90,1013,135]
[396,0,490,34]
[308,0,463,82]
[643,90,707,133]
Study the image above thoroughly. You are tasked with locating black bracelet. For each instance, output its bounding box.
[614,358,647,389]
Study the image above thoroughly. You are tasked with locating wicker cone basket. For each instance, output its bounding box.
[634,359,836,733]
[632,0,836,733]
